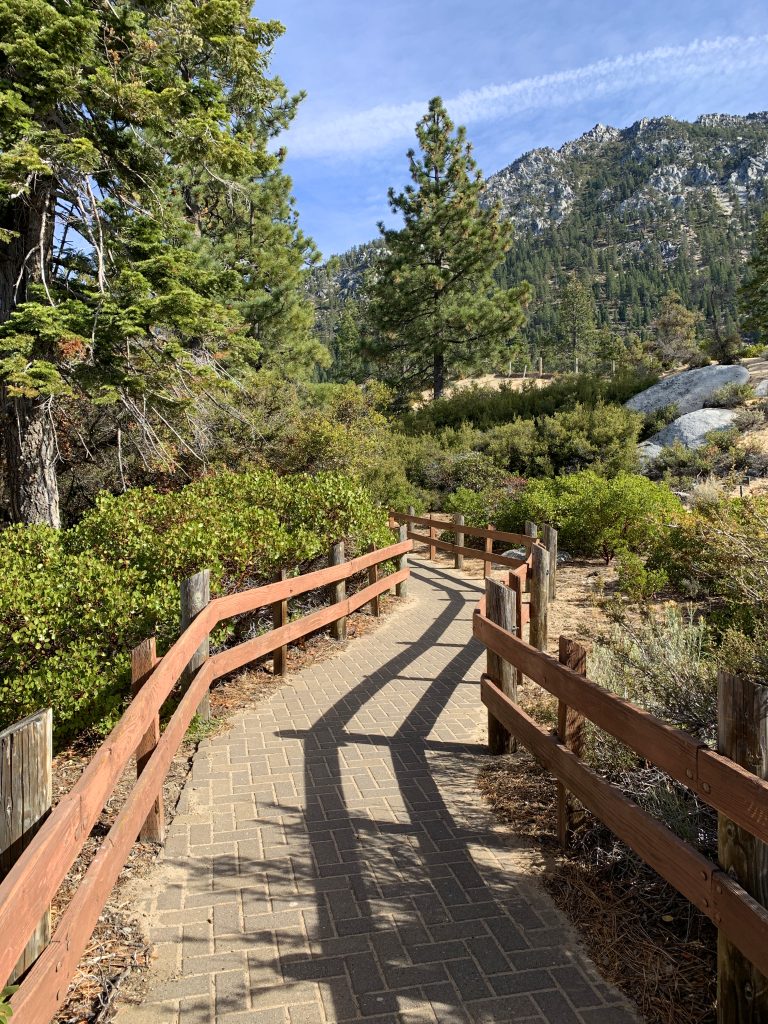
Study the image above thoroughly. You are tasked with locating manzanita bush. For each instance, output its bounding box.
[0,470,391,745]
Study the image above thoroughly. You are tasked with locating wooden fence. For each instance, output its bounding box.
[473,578,768,1016]
[0,535,411,1023]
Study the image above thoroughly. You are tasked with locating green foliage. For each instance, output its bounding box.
[640,403,679,440]
[742,211,768,344]
[705,381,754,408]
[0,0,320,525]
[401,371,656,434]
[497,471,684,562]
[650,291,702,367]
[0,470,390,744]
[645,430,765,490]
[482,402,642,478]
[364,97,529,401]
[615,549,668,601]
[0,987,16,1022]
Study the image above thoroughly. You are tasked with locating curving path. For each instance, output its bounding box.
[119,560,637,1024]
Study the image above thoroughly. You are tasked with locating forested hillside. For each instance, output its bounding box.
[312,112,768,376]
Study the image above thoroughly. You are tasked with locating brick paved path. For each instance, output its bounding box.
[122,560,637,1024]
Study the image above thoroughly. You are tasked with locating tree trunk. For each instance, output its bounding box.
[433,350,445,400]
[3,390,60,527]
[0,176,61,527]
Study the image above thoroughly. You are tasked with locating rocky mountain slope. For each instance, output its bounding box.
[311,113,768,374]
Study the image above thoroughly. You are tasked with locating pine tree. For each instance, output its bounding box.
[364,98,529,400]
[0,0,316,525]
[742,213,768,343]
[651,291,701,367]
[558,276,597,371]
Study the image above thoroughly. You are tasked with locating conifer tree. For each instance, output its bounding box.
[365,98,529,400]
[742,212,768,343]
[0,0,317,525]
[651,291,701,367]
[557,276,597,371]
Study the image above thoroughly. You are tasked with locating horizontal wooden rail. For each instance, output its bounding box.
[214,541,409,619]
[393,511,537,548]
[474,610,768,846]
[1,536,411,1012]
[480,677,768,979]
[403,530,528,570]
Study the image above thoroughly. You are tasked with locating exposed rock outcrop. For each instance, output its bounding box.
[625,365,750,417]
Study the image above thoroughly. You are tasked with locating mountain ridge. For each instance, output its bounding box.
[310,111,768,374]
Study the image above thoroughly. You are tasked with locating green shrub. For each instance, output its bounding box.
[586,607,717,844]
[0,470,391,744]
[400,371,657,434]
[640,403,679,440]
[615,549,669,601]
[705,382,755,408]
[482,403,642,478]
[496,471,683,562]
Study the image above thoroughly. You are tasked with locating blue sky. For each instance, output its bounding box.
[259,1,768,259]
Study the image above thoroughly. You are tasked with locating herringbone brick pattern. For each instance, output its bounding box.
[120,560,637,1024]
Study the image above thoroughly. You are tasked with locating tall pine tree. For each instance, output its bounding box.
[0,0,318,526]
[365,98,529,401]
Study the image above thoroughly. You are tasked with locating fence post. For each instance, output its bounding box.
[330,540,347,642]
[181,569,211,722]
[0,708,52,981]
[397,524,409,598]
[484,524,494,579]
[131,638,164,843]
[717,670,768,1024]
[454,513,465,570]
[368,544,381,617]
[485,578,518,755]
[525,520,537,541]
[428,520,437,561]
[556,638,586,848]
[529,545,549,651]
[542,523,558,600]
[507,571,524,639]
[272,568,288,676]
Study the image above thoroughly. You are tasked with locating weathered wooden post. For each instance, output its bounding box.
[541,523,558,600]
[272,568,289,676]
[368,544,381,617]
[484,524,494,579]
[529,545,550,651]
[524,522,537,593]
[131,639,164,843]
[556,638,586,848]
[181,569,211,722]
[717,670,768,1024]
[428,520,437,561]
[507,570,524,640]
[454,513,465,570]
[485,578,518,755]
[0,709,52,981]
[329,540,347,642]
[397,524,409,598]
[538,356,543,377]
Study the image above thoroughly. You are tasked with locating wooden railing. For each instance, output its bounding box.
[0,536,411,1023]
[473,582,768,992]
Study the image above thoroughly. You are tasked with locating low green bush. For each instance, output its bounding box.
[482,402,642,478]
[705,382,755,408]
[400,371,657,434]
[0,470,391,744]
[495,471,684,562]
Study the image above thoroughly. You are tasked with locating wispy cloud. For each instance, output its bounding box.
[286,35,768,159]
